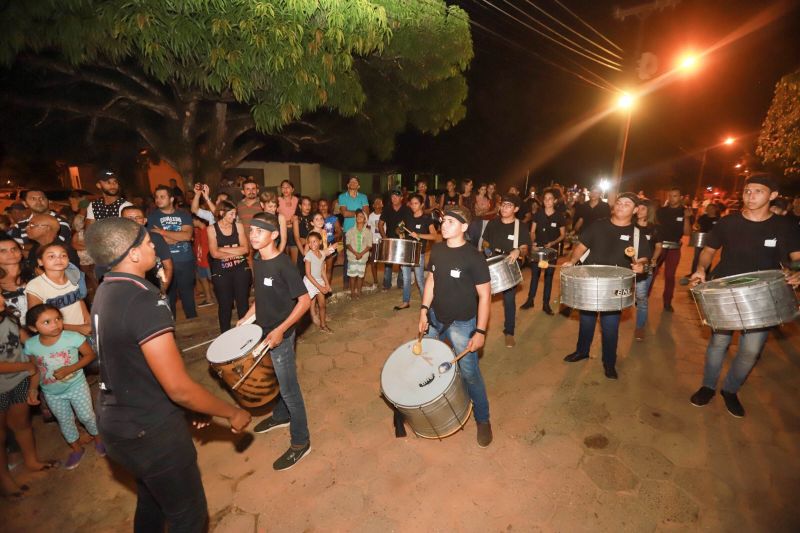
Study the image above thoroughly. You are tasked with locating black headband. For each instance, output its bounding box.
[443,209,467,224]
[103,224,147,269]
[250,218,278,232]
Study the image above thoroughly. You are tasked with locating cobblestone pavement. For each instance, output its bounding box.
[4,251,800,532]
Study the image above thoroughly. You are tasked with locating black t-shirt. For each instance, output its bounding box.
[657,206,687,242]
[92,272,180,438]
[482,218,532,254]
[426,242,491,324]
[705,212,800,278]
[379,204,411,239]
[532,210,566,246]
[402,212,435,253]
[441,192,460,209]
[253,253,307,336]
[636,223,660,246]
[695,214,719,233]
[297,213,314,239]
[579,219,653,267]
[576,201,610,231]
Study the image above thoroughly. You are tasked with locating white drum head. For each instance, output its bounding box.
[206,324,263,364]
[381,339,455,407]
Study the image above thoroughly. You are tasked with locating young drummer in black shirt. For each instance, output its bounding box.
[85,218,251,532]
[394,194,436,311]
[419,206,494,447]
[237,213,313,470]
[481,195,530,347]
[521,188,566,314]
[562,193,652,379]
[681,202,721,283]
[652,187,692,311]
[689,175,800,418]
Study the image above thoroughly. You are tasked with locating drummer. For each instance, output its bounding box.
[481,194,530,347]
[394,194,436,311]
[236,213,313,470]
[521,188,565,315]
[561,192,652,379]
[689,174,800,418]
[652,187,692,312]
[419,206,493,447]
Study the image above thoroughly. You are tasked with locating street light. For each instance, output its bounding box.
[723,136,735,145]
[677,53,700,72]
[617,92,635,110]
[695,137,737,200]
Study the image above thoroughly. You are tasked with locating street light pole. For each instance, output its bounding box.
[611,108,633,196]
[694,148,708,201]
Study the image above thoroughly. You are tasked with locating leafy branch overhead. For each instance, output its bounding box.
[0,0,473,181]
[757,69,800,177]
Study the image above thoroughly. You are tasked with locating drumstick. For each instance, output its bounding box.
[184,338,215,352]
[231,342,272,390]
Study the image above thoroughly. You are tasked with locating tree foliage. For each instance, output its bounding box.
[0,0,472,181]
[757,69,800,177]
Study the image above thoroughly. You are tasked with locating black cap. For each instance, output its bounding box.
[390,188,402,196]
[98,168,118,181]
[500,194,520,207]
[745,173,778,192]
[616,192,641,206]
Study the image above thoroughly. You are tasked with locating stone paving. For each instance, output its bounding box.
[3,251,800,532]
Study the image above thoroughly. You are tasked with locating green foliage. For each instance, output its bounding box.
[757,70,800,177]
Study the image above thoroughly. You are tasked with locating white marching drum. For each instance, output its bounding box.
[377,238,421,266]
[487,254,523,294]
[690,270,799,331]
[381,338,472,439]
[689,232,709,248]
[560,265,636,311]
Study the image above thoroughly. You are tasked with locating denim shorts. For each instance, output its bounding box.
[196,266,211,279]
[0,376,30,412]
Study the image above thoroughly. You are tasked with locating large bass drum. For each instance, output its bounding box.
[690,270,799,331]
[381,338,472,440]
[206,324,279,408]
[560,265,636,311]
[487,254,523,294]
[377,238,421,266]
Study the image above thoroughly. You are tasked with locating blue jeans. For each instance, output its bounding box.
[425,309,490,423]
[382,263,403,289]
[502,288,516,335]
[635,274,654,329]
[401,255,425,304]
[702,329,769,393]
[576,311,621,367]
[270,332,310,446]
[168,260,197,319]
[527,262,554,307]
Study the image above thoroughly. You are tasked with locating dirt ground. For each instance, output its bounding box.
[3,251,800,532]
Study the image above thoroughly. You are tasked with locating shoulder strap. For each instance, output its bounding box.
[633,226,640,260]
[513,219,520,249]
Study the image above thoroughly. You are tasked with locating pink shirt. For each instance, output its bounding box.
[278,195,298,221]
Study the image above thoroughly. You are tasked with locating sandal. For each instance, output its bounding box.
[30,460,60,472]
[393,304,410,311]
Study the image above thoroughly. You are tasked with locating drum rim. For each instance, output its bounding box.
[206,324,264,364]
[380,338,456,404]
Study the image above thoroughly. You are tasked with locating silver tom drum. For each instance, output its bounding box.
[689,232,709,248]
[381,338,472,439]
[690,270,799,331]
[560,265,636,311]
[531,247,558,264]
[377,238,421,266]
[487,254,523,294]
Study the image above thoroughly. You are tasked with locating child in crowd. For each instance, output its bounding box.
[367,197,383,288]
[0,294,56,499]
[345,211,372,299]
[303,232,332,333]
[25,243,91,336]
[192,215,215,307]
[260,192,288,253]
[24,304,104,470]
[317,199,342,283]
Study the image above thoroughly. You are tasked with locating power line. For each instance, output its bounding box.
[476,0,622,70]
[521,0,623,60]
[554,0,624,52]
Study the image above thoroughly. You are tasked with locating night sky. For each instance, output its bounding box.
[394,0,800,194]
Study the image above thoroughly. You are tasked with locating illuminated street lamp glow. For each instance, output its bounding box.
[678,53,699,72]
[724,136,735,145]
[735,163,742,168]
[598,179,610,192]
[617,92,635,110]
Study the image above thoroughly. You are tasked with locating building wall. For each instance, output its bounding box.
[148,161,185,193]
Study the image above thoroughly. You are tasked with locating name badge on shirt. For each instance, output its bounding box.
[415,224,422,230]
[620,234,630,241]
[450,269,461,278]
[550,222,557,227]
[507,234,515,240]
[764,238,777,248]
[264,277,274,286]
[676,217,684,221]
[646,235,651,240]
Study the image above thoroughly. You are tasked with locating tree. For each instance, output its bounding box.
[757,69,800,178]
[0,0,472,183]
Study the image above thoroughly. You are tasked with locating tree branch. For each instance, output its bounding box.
[223,138,265,168]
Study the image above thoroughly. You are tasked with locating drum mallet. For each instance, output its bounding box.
[437,347,472,374]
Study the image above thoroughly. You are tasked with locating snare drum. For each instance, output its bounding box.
[381,339,472,439]
[560,265,636,311]
[531,247,558,264]
[661,240,681,249]
[487,254,523,294]
[377,238,421,266]
[206,324,279,408]
[691,270,799,331]
[689,232,708,248]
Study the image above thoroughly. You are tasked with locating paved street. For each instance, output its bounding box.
[4,250,800,532]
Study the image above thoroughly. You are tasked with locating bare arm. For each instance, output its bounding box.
[466,282,492,352]
[690,246,718,284]
[160,224,193,244]
[277,214,288,253]
[563,242,588,266]
[62,300,92,336]
[293,217,305,255]
[411,223,438,241]
[161,258,173,288]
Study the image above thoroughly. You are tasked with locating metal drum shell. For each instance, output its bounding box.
[377,238,421,266]
[689,232,709,248]
[560,265,636,311]
[531,247,558,263]
[661,240,681,249]
[690,270,799,331]
[487,254,523,294]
